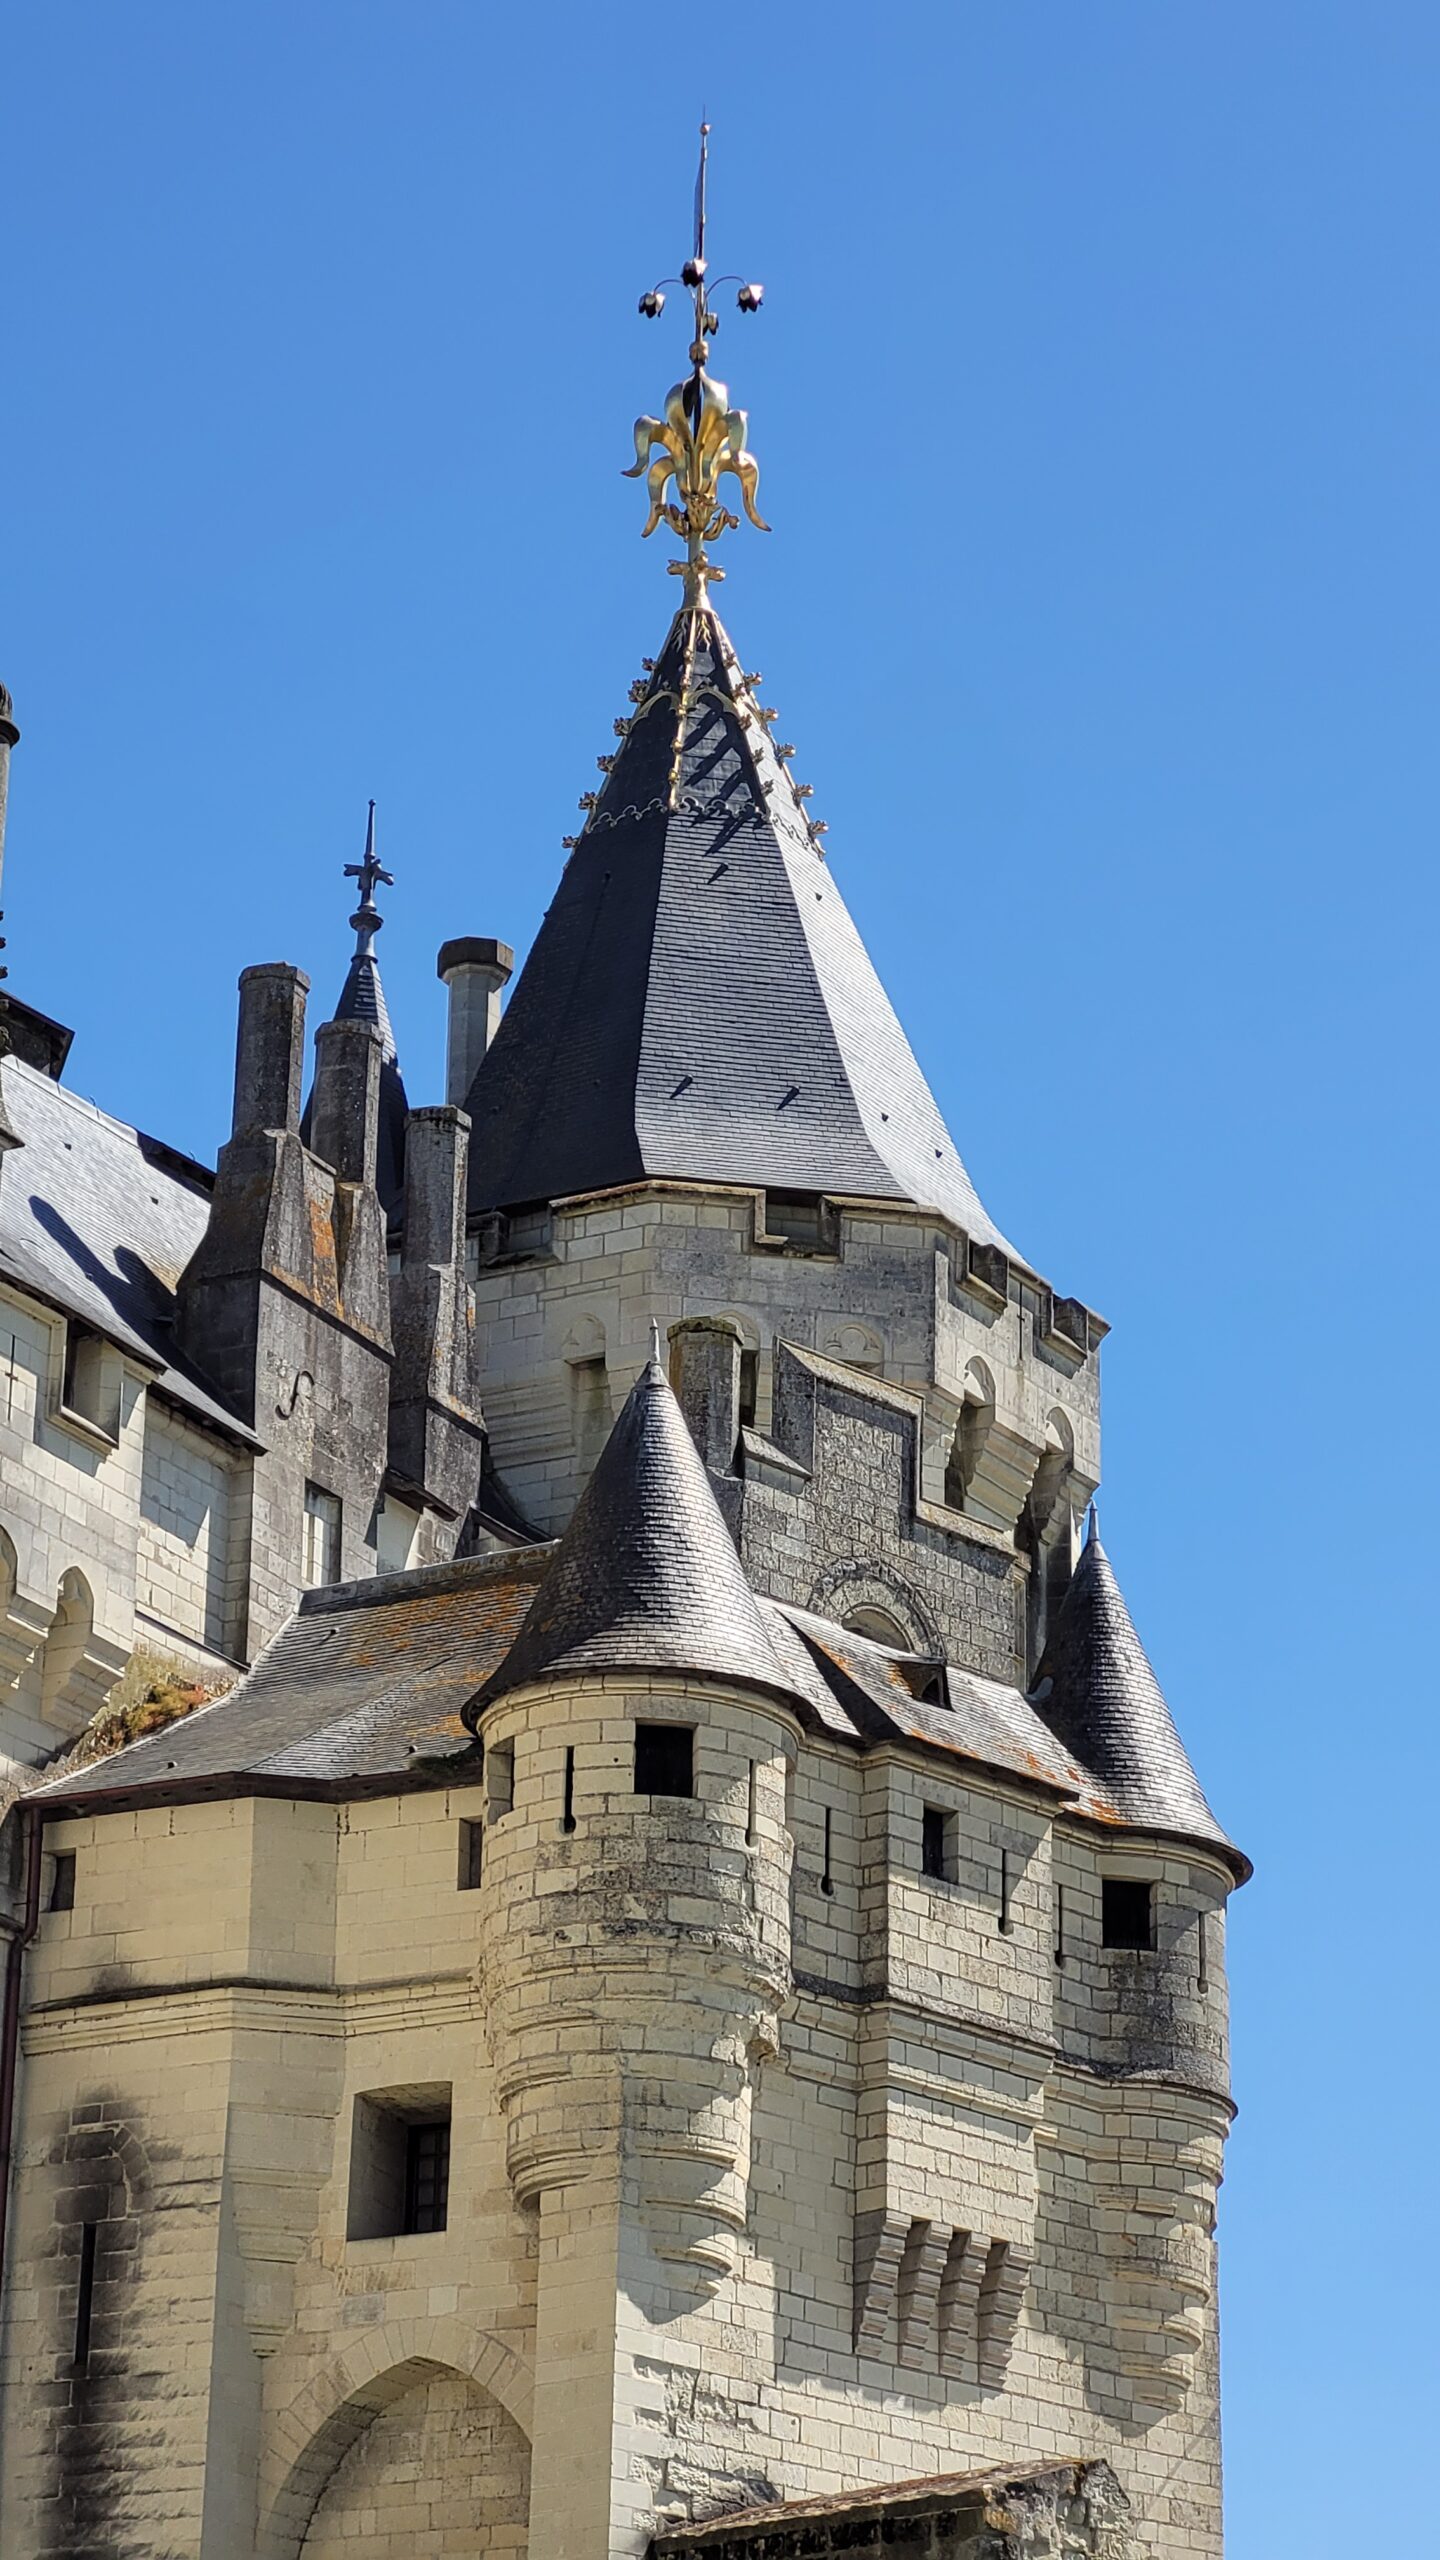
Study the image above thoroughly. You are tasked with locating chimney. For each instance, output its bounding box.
[401,1103,470,1275]
[437,937,513,1105]
[232,963,309,1138]
[310,1016,383,1189]
[388,1104,482,1515]
[667,1317,744,1473]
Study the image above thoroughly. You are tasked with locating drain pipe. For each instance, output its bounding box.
[0,1802,43,2306]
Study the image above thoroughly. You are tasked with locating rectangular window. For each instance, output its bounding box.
[821,1804,835,1896]
[634,1723,693,1798]
[561,1745,577,1834]
[48,1851,76,1913]
[60,1326,118,1438]
[346,2088,452,2240]
[921,1805,953,1882]
[485,1738,514,1822]
[738,1349,759,1428]
[1102,1877,1155,1951]
[302,1483,342,1588]
[403,2119,451,2235]
[457,1819,483,1891]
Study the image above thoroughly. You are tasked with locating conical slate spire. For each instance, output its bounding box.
[1031,1526,1236,1857]
[304,804,409,1217]
[470,1345,813,1717]
[461,600,1014,1252]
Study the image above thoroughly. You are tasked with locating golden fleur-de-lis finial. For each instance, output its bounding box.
[624,123,769,602]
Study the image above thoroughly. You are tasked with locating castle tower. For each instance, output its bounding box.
[0,134,1245,2560]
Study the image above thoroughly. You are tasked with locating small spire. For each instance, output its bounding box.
[649,1319,663,1368]
[344,800,394,961]
[1086,1500,1101,1547]
[624,124,770,604]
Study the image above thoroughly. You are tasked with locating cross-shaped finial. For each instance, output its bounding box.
[344,801,395,958]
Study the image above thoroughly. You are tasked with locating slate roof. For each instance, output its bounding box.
[303,948,409,1221]
[471,1352,816,1717]
[1029,1515,1232,1853]
[0,1052,258,1444]
[36,1404,1241,1877]
[462,600,1015,1253]
[39,1550,551,1802]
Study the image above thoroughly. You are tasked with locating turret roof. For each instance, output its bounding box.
[1030,1516,1235,1855]
[471,1342,815,1717]
[461,600,1014,1252]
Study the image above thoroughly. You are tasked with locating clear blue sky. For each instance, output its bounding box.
[5,7,1436,2548]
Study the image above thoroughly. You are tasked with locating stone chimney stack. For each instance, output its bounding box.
[668,1315,744,1473]
[437,937,513,1105]
[231,962,309,1138]
[310,1016,382,1190]
[387,1104,486,1518]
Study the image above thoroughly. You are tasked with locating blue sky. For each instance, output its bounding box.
[4,6,1436,2547]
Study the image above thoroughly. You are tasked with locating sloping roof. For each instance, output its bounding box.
[471,1351,816,1716]
[39,1550,552,1803]
[0,1052,258,1443]
[1029,1518,1233,1853]
[303,948,409,1220]
[462,600,1014,1251]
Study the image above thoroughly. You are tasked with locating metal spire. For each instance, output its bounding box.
[624,125,769,602]
[344,800,393,961]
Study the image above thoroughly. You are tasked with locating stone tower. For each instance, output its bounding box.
[0,139,1245,2560]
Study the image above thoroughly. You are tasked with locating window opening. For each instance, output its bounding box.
[72,2222,97,2373]
[1054,1883,1066,1968]
[561,1745,577,1834]
[634,1723,693,1797]
[346,2089,452,2239]
[302,1483,342,1588]
[457,1819,483,1890]
[998,1847,1014,1935]
[1197,1911,1210,1992]
[62,1326,113,1433]
[486,1738,515,1822]
[745,1759,758,1847]
[1102,1877,1155,1951]
[738,1349,759,1427]
[403,2119,451,2235]
[821,1804,835,1896]
[921,1805,952,1882]
[48,1852,76,1913]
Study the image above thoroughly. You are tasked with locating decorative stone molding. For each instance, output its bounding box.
[853,2207,1031,2389]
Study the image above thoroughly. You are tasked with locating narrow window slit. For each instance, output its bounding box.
[821,1805,835,1896]
[1054,1884,1066,1968]
[561,1745,577,1834]
[73,2222,97,2374]
[745,1760,758,1846]
[998,1847,1013,1935]
[457,1819,483,1891]
[1197,1911,1209,1992]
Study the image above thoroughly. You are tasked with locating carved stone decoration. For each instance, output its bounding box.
[853,2208,1030,2390]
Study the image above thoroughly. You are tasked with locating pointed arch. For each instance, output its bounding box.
[258,2321,533,2560]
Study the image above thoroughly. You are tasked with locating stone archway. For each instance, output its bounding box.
[259,2323,533,2560]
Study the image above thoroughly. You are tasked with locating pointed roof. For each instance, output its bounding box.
[303,804,409,1217]
[1030,1517,1237,1859]
[471,1342,815,1717]
[461,601,1014,1253]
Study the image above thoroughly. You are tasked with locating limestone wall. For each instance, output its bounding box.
[2,1678,1234,2559]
